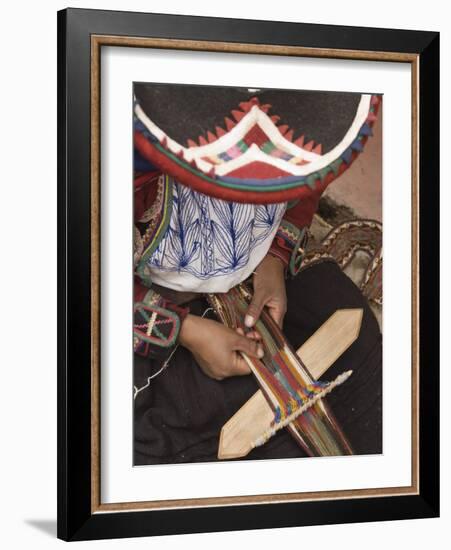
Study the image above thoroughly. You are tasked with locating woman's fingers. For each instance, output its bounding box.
[233,354,253,375]
[245,290,268,328]
[235,327,261,340]
[233,334,264,359]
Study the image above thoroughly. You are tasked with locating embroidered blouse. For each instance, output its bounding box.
[146,178,287,293]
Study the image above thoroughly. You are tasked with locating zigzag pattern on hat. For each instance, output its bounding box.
[134,93,381,204]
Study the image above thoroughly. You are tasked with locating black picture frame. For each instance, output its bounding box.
[57,7,439,541]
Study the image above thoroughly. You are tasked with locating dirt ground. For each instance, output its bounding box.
[324,108,382,222]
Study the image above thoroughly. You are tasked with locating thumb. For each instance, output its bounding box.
[233,334,264,359]
[245,291,267,328]
[233,354,253,375]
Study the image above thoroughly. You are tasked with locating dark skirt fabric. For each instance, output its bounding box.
[134,260,382,465]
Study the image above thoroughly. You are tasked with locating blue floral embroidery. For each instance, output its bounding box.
[148,180,286,279]
[253,204,280,245]
[210,200,254,271]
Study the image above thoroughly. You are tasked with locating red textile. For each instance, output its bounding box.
[226,161,291,179]
[134,170,160,221]
[268,236,292,267]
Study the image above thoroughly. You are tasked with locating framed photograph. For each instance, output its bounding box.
[57,8,439,541]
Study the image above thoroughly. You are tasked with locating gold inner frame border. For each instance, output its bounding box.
[90,35,419,514]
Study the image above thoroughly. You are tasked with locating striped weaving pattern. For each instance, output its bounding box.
[208,284,353,456]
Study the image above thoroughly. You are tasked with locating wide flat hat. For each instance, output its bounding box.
[134,83,380,204]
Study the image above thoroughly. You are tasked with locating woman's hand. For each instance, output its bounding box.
[179,315,264,381]
[245,254,287,329]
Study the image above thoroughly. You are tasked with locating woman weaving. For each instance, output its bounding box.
[133,84,382,464]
